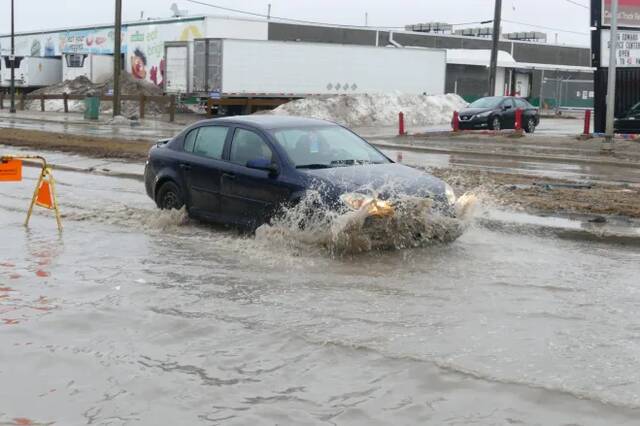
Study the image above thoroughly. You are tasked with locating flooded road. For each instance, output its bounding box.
[2,167,640,425]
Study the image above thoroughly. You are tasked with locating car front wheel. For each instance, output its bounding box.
[524,117,536,134]
[490,116,501,131]
[156,181,185,210]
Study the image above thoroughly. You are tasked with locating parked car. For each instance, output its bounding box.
[144,116,458,228]
[615,102,640,134]
[457,96,540,133]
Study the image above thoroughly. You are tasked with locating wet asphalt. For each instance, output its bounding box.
[1,155,640,424]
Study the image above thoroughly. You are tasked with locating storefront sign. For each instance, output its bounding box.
[603,0,640,28]
[600,29,640,66]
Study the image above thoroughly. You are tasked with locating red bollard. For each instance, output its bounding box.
[398,112,406,136]
[515,108,523,132]
[583,109,592,135]
[452,111,460,132]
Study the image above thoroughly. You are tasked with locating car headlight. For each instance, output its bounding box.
[444,184,457,205]
[340,193,394,217]
[475,111,492,118]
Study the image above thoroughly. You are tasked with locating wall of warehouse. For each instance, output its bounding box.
[267,22,591,67]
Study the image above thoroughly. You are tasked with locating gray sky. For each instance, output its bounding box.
[1,0,591,46]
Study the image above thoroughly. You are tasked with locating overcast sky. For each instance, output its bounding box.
[0,0,591,46]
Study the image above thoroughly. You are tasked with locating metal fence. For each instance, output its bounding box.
[537,71,594,110]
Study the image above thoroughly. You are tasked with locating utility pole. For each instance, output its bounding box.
[267,3,271,20]
[488,0,502,96]
[113,0,122,117]
[9,0,16,114]
[604,0,619,151]
[365,12,368,26]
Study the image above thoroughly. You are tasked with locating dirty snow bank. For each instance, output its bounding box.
[266,93,467,127]
[26,74,165,118]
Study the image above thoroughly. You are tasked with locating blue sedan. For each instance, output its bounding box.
[144,116,457,228]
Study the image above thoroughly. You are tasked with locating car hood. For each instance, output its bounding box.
[300,163,447,200]
[459,107,493,116]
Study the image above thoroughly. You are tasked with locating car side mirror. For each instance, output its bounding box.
[246,158,279,176]
[502,105,512,111]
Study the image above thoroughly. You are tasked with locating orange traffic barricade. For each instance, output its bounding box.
[0,155,62,231]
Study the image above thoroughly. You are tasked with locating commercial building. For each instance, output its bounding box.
[0,14,593,108]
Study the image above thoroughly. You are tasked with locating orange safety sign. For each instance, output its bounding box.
[1,155,62,231]
[35,179,54,209]
[0,160,22,181]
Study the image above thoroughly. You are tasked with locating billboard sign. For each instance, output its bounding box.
[600,29,640,66]
[603,0,640,28]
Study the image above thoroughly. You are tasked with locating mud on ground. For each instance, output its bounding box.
[433,167,640,219]
[0,128,153,160]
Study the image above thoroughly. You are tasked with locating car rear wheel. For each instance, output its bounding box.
[490,116,501,131]
[524,117,536,134]
[156,181,184,210]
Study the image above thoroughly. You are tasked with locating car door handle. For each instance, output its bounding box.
[223,172,236,180]
[180,163,192,171]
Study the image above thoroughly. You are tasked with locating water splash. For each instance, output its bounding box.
[256,191,478,256]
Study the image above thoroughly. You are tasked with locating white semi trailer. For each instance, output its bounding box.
[171,39,446,97]
[62,53,113,83]
[1,56,62,88]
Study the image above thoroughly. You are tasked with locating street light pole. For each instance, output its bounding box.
[488,0,502,96]
[113,0,122,117]
[9,0,16,114]
[604,0,619,151]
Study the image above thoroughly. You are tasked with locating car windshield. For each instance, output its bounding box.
[627,102,640,116]
[269,125,390,168]
[468,97,504,109]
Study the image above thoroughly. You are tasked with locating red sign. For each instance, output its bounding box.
[603,0,640,28]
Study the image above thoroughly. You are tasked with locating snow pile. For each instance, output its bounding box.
[267,93,468,127]
[26,74,165,118]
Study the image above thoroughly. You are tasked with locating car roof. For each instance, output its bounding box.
[199,115,337,130]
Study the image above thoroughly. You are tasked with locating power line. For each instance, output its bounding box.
[564,0,589,9]
[187,0,588,37]
[186,0,403,28]
[502,19,589,36]
[187,0,488,30]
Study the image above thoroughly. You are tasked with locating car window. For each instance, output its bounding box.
[628,102,640,116]
[230,128,273,166]
[515,98,528,109]
[468,97,503,109]
[192,126,229,159]
[502,98,515,109]
[184,128,198,152]
[270,125,389,167]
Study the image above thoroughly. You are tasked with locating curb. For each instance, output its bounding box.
[21,159,144,181]
[371,141,640,169]
[478,218,640,247]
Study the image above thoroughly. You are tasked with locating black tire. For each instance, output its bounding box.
[524,117,536,134]
[490,116,501,131]
[156,181,184,210]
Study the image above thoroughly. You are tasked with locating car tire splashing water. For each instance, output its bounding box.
[255,190,478,256]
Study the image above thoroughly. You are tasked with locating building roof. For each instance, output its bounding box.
[446,49,517,68]
[446,48,594,73]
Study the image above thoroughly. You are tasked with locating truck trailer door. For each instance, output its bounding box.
[165,43,189,93]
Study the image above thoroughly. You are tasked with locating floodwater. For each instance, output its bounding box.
[381,147,640,186]
[2,167,640,425]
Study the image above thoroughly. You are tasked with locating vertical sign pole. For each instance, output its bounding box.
[488,0,503,96]
[9,0,16,114]
[604,0,619,151]
[113,0,122,117]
